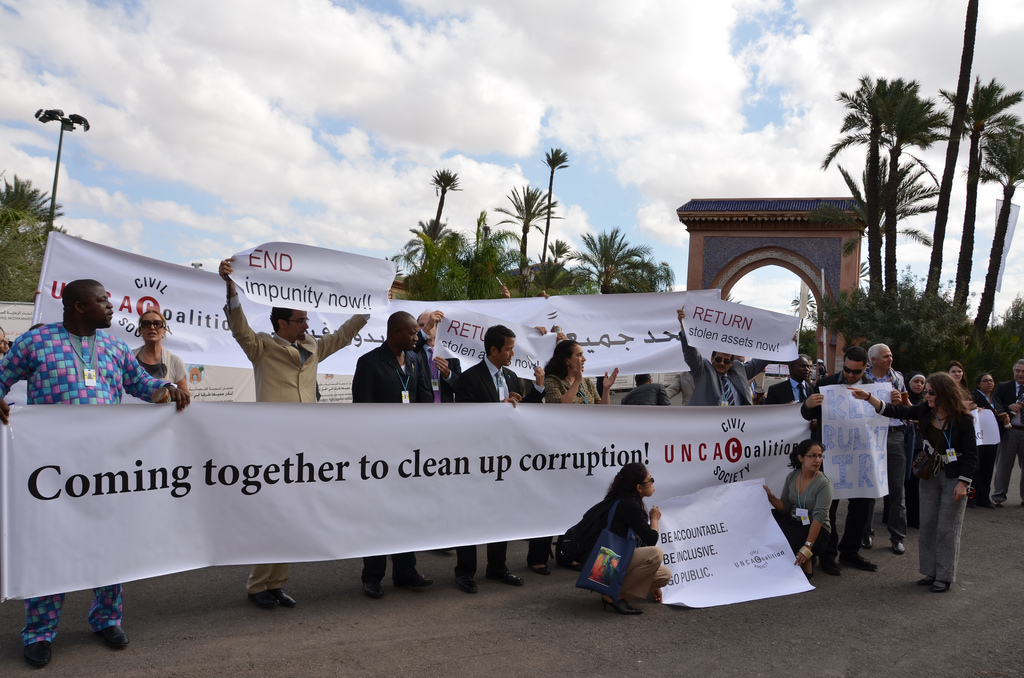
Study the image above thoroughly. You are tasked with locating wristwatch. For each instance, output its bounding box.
[804,541,813,547]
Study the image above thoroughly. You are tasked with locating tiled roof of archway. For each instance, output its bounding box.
[677,198,855,213]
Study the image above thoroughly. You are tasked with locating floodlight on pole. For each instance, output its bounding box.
[34,108,90,228]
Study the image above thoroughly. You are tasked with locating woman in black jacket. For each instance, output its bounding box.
[581,463,670,615]
[970,373,1010,509]
[852,372,977,593]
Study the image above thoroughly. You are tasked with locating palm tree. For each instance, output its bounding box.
[974,130,1024,333]
[1,174,63,223]
[823,76,887,296]
[548,239,572,265]
[878,80,949,291]
[570,228,674,294]
[464,211,519,299]
[927,0,979,296]
[493,185,559,294]
[399,218,456,268]
[540,148,569,266]
[430,169,460,229]
[0,174,66,301]
[941,78,1024,306]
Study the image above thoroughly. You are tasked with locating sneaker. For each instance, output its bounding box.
[892,541,906,555]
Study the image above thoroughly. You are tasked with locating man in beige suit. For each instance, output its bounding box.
[219,258,368,608]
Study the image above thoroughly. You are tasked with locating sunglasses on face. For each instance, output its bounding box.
[712,356,733,365]
[140,320,165,329]
[924,390,936,396]
[842,365,864,374]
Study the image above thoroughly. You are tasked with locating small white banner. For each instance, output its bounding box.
[819,384,891,499]
[0,402,808,600]
[973,408,1002,446]
[230,241,395,314]
[658,479,813,608]
[681,297,799,361]
[434,310,558,379]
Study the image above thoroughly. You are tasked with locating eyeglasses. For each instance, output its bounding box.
[803,454,823,459]
[924,390,936,396]
[842,365,864,374]
[642,477,655,485]
[712,356,733,365]
[285,317,310,325]
[140,320,165,329]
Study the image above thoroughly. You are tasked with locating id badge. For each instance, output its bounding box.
[83,368,98,387]
[401,390,410,404]
[945,448,957,462]
[796,508,810,526]
[431,379,440,392]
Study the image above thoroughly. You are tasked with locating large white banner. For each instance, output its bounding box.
[33,232,710,376]
[819,384,891,499]
[434,310,558,379]
[680,297,799,361]
[0,403,808,600]
[659,479,812,608]
[230,241,395,314]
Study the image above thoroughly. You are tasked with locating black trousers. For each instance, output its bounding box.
[821,498,871,562]
[972,444,999,504]
[772,510,830,556]
[455,542,509,578]
[526,537,554,566]
[361,553,417,584]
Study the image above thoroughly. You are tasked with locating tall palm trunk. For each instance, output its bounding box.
[974,187,1016,333]
[866,118,883,295]
[541,171,555,266]
[882,146,902,292]
[927,0,978,295]
[953,133,983,306]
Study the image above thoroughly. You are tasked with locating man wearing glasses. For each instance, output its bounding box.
[219,258,368,609]
[800,345,877,576]
[675,308,769,407]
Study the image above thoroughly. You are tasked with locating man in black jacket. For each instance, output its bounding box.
[415,310,460,403]
[352,311,435,599]
[800,345,877,575]
[992,359,1024,507]
[765,355,813,405]
[453,324,545,591]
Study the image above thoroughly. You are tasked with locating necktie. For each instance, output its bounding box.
[798,382,807,403]
[720,374,736,406]
[1018,383,1024,403]
[494,370,507,400]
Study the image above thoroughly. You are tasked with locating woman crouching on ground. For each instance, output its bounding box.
[764,439,832,578]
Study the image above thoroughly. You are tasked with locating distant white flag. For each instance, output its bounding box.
[996,199,1020,293]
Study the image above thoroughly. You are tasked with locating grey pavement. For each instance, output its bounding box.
[1,467,1022,677]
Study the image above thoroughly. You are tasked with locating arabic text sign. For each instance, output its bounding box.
[658,479,813,608]
[682,297,799,361]
[819,384,891,499]
[0,402,807,600]
[231,241,396,314]
[433,310,558,379]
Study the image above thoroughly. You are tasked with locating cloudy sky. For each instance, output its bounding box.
[2,0,1022,318]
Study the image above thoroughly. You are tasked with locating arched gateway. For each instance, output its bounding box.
[676,198,862,369]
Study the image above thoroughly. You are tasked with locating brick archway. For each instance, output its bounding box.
[677,198,863,369]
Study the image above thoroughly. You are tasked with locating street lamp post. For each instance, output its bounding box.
[34,109,89,228]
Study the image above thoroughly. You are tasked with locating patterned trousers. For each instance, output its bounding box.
[22,585,123,645]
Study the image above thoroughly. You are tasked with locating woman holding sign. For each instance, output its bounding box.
[851,372,977,593]
[764,439,832,578]
[133,309,189,393]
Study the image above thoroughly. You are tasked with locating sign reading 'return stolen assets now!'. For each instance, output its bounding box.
[230,242,396,314]
[681,296,799,362]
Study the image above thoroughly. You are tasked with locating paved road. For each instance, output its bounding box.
[1,468,1022,677]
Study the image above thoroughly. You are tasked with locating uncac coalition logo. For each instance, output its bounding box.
[734,548,786,570]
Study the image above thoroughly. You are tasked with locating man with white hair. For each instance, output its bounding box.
[863,343,909,555]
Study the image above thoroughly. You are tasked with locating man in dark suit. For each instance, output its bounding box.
[415,310,460,403]
[621,374,671,406]
[992,359,1024,507]
[453,324,545,592]
[352,311,435,599]
[800,345,877,576]
[765,355,812,405]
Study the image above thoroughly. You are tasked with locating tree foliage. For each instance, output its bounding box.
[0,175,65,301]
[569,228,674,295]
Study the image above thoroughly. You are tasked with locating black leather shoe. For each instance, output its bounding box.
[861,534,873,549]
[247,590,279,608]
[455,576,478,593]
[268,589,296,607]
[930,580,951,593]
[892,541,906,555]
[362,581,384,599]
[819,559,842,576]
[486,570,525,586]
[24,640,51,666]
[839,553,878,571]
[529,565,551,575]
[97,625,129,648]
[916,576,936,586]
[395,574,433,588]
[602,597,642,615]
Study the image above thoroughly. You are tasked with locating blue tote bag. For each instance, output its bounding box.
[575,500,636,599]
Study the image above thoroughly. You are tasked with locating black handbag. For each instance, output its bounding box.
[575,500,636,599]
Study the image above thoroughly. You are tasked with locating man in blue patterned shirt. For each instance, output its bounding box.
[0,279,190,667]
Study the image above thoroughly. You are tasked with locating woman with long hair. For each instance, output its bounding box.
[133,310,188,393]
[947,361,970,400]
[576,463,670,615]
[764,439,833,578]
[853,372,977,593]
[970,373,1009,509]
[543,340,618,405]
